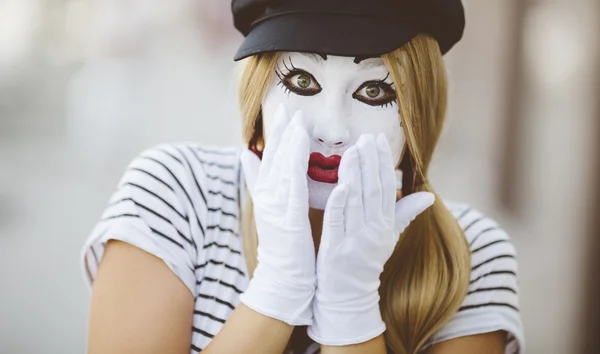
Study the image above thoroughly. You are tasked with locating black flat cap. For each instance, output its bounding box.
[232,0,465,61]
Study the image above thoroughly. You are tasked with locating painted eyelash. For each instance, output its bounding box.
[275,57,322,96]
[373,73,397,108]
[381,73,391,83]
[375,98,397,109]
[275,70,292,96]
[276,57,299,78]
[275,57,303,97]
[284,56,297,72]
[353,76,397,108]
[275,65,292,96]
[376,73,396,92]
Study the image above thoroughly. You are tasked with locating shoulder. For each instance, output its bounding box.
[442,200,520,308]
[443,200,516,258]
[433,200,524,353]
[122,142,243,206]
[81,142,244,295]
[129,142,242,184]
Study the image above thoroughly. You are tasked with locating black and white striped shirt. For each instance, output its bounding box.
[81,143,524,353]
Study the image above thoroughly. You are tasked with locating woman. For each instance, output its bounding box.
[81,0,524,353]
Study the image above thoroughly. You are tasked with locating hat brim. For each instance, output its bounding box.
[233,13,424,61]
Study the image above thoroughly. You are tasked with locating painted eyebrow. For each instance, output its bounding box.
[298,52,328,61]
[354,56,378,64]
[295,53,387,75]
[355,57,385,69]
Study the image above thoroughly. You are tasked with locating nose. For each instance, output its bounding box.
[313,122,350,148]
[311,94,351,149]
[317,137,344,146]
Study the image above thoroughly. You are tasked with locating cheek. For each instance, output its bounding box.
[350,108,405,165]
[261,84,283,140]
[261,83,315,139]
[388,128,406,167]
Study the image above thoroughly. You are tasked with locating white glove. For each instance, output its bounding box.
[239,104,316,326]
[307,134,435,345]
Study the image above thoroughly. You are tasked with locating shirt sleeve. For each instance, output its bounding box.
[425,208,525,354]
[80,143,207,297]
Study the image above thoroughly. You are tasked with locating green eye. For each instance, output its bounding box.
[352,80,397,107]
[365,85,380,98]
[296,74,311,88]
[276,66,322,97]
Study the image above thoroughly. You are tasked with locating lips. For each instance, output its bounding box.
[308,153,342,183]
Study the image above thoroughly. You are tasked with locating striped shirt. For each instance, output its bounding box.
[81,143,524,353]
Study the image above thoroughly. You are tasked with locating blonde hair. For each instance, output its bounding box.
[238,35,471,354]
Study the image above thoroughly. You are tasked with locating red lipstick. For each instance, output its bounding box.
[308,153,341,183]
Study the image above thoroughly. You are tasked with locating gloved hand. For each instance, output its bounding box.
[239,104,316,326]
[307,134,435,345]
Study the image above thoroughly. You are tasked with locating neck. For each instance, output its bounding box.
[308,208,325,255]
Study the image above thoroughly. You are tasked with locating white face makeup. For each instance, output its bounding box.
[262,53,406,210]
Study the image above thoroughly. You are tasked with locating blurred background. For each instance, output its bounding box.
[0,0,598,353]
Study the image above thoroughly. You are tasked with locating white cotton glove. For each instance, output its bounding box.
[239,104,316,326]
[307,134,435,345]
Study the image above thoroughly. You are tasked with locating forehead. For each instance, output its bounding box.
[281,52,386,71]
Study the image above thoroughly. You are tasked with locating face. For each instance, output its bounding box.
[262,53,406,210]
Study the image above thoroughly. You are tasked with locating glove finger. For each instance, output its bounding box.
[394,191,435,238]
[338,147,363,233]
[376,134,397,222]
[273,111,305,199]
[261,104,290,180]
[319,184,348,272]
[395,169,404,190]
[240,149,261,197]
[356,134,381,224]
[274,128,293,202]
[321,183,348,252]
[287,123,310,220]
[269,112,298,186]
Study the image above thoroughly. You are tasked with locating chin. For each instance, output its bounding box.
[307,178,336,210]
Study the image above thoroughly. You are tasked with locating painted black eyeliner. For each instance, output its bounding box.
[275,59,323,96]
[352,76,397,107]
